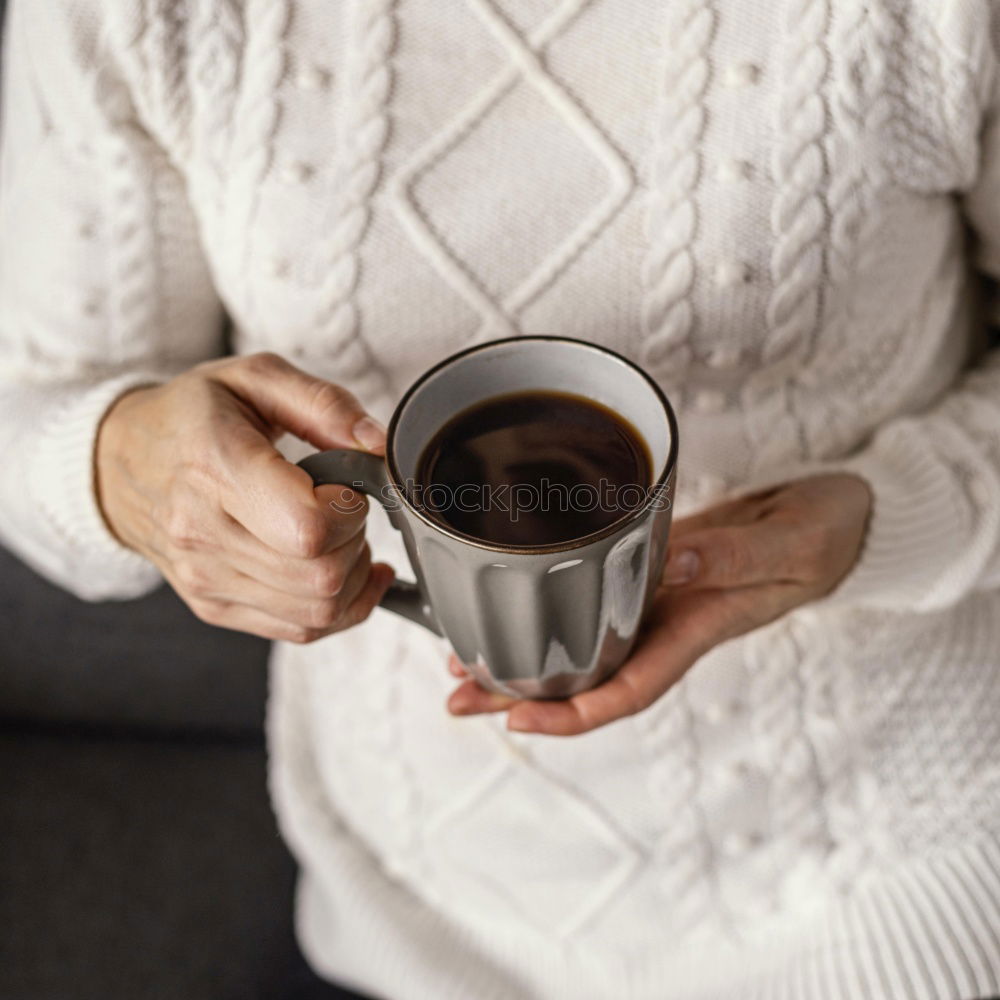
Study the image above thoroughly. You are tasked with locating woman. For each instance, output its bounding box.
[2,1,999,997]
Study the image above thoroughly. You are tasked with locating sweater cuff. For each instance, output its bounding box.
[802,422,971,613]
[28,373,168,600]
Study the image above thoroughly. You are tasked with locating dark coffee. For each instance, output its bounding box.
[413,390,652,547]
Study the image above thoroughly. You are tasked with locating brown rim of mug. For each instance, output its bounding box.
[384,334,680,555]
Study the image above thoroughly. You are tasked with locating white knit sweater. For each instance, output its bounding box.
[2,1,1000,997]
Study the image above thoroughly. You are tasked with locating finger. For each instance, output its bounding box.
[314,483,369,526]
[335,562,396,630]
[244,543,373,629]
[447,654,469,678]
[447,678,520,715]
[196,601,333,644]
[267,527,370,599]
[164,563,333,644]
[504,628,696,736]
[209,351,387,454]
[661,517,807,590]
[215,425,368,559]
[330,541,376,611]
[504,586,787,736]
[219,487,368,571]
[188,544,374,631]
[228,509,369,596]
[449,587,743,726]
[185,510,371,599]
[183,561,393,642]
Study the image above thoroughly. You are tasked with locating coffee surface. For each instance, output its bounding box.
[414,390,651,546]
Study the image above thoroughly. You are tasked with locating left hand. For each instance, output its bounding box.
[444,472,873,736]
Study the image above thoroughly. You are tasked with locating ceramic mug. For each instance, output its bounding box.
[297,336,678,699]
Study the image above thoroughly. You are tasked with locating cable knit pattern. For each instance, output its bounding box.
[640,0,714,375]
[789,0,896,466]
[737,0,834,502]
[765,0,830,368]
[190,0,243,214]
[744,617,828,908]
[224,0,288,314]
[100,68,163,366]
[879,2,982,193]
[638,681,713,935]
[141,0,192,163]
[4,1,1000,997]
[792,0,873,464]
[825,0,876,293]
[310,0,397,398]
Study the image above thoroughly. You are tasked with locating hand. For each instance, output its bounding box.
[95,351,395,643]
[444,473,873,735]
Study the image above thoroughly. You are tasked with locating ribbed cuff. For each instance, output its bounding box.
[29,372,168,601]
[803,421,970,613]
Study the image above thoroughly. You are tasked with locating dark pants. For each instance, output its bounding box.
[286,942,379,1000]
[0,721,380,1000]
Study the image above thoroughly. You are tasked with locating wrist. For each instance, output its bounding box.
[94,384,156,550]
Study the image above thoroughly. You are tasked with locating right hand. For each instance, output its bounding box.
[95,352,395,643]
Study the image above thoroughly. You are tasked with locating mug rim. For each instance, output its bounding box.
[384,335,679,555]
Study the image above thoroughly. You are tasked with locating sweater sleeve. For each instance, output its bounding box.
[0,1,225,601]
[802,18,1000,615]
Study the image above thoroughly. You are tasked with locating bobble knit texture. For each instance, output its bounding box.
[2,2,1000,998]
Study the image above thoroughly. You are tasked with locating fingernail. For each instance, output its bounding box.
[353,415,387,452]
[663,547,700,585]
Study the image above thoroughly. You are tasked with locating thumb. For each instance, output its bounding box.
[661,521,797,590]
[209,352,386,454]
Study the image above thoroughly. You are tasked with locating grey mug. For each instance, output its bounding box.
[297,335,678,699]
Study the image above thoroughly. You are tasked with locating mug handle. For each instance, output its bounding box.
[296,450,442,636]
